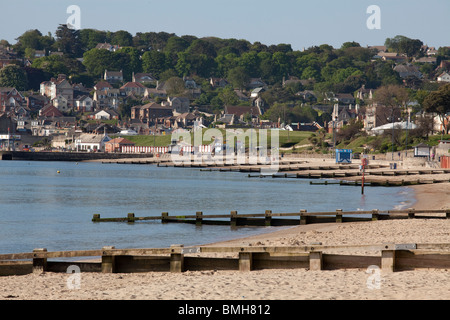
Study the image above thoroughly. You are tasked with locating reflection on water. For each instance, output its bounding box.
[0,161,415,253]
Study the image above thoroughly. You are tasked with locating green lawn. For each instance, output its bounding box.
[113,129,315,148]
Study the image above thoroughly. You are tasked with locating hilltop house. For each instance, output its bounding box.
[40,74,74,111]
[165,97,190,115]
[132,73,157,86]
[120,82,147,96]
[94,109,119,120]
[394,64,423,79]
[104,70,123,84]
[131,102,173,123]
[95,43,120,52]
[75,95,94,112]
[437,72,450,83]
[0,87,25,111]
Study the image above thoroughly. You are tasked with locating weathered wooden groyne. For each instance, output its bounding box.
[2,242,450,276]
[92,208,450,227]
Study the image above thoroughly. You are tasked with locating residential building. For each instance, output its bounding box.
[75,133,111,152]
[210,77,228,88]
[355,85,373,102]
[93,88,126,109]
[224,105,261,123]
[104,137,135,153]
[364,103,401,132]
[94,109,119,120]
[166,96,190,115]
[94,81,113,92]
[26,94,49,111]
[75,95,94,112]
[132,73,157,85]
[39,105,64,118]
[40,74,74,111]
[95,43,120,52]
[394,64,423,79]
[0,87,25,110]
[51,95,70,113]
[131,103,173,123]
[120,82,147,96]
[104,70,123,84]
[437,72,450,83]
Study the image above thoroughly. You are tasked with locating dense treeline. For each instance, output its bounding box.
[2,26,450,125]
[4,26,448,92]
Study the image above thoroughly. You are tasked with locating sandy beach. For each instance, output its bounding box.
[1,159,449,301]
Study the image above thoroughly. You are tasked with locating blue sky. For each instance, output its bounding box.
[1,0,449,50]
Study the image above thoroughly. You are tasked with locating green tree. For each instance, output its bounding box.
[0,65,28,90]
[82,49,116,77]
[14,29,54,55]
[227,66,249,90]
[32,55,84,78]
[79,29,107,50]
[423,84,450,134]
[55,24,82,57]
[111,30,133,47]
[385,35,423,57]
[142,50,167,78]
[164,77,186,96]
[117,47,142,77]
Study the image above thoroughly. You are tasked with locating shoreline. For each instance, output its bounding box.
[1,162,449,300]
[202,182,450,248]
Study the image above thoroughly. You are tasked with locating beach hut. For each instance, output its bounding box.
[336,149,352,163]
[414,143,431,158]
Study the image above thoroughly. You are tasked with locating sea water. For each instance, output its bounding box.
[0,161,415,254]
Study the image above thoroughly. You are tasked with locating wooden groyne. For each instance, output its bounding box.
[2,242,450,276]
[92,209,450,227]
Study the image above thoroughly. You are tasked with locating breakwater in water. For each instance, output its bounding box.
[0,151,154,162]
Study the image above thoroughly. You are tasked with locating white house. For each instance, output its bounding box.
[75,95,94,112]
[437,72,450,83]
[52,95,70,112]
[75,133,111,152]
[94,110,112,120]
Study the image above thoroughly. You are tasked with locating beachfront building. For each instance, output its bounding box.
[75,133,111,152]
[104,137,135,153]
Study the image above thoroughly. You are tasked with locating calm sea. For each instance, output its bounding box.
[0,160,415,254]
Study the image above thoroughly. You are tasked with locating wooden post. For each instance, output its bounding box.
[196,211,203,226]
[32,248,47,273]
[170,245,184,273]
[299,209,307,225]
[381,250,396,273]
[265,210,272,227]
[408,208,415,219]
[336,209,343,223]
[127,213,135,223]
[92,214,100,222]
[162,212,169,224]
[230,211,238,227]
[239,252,253,272]
[309,251,322,271]
[371,209,379,221]
[101,246,116,273]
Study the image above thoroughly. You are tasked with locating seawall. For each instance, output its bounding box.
[0,151,154,162]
